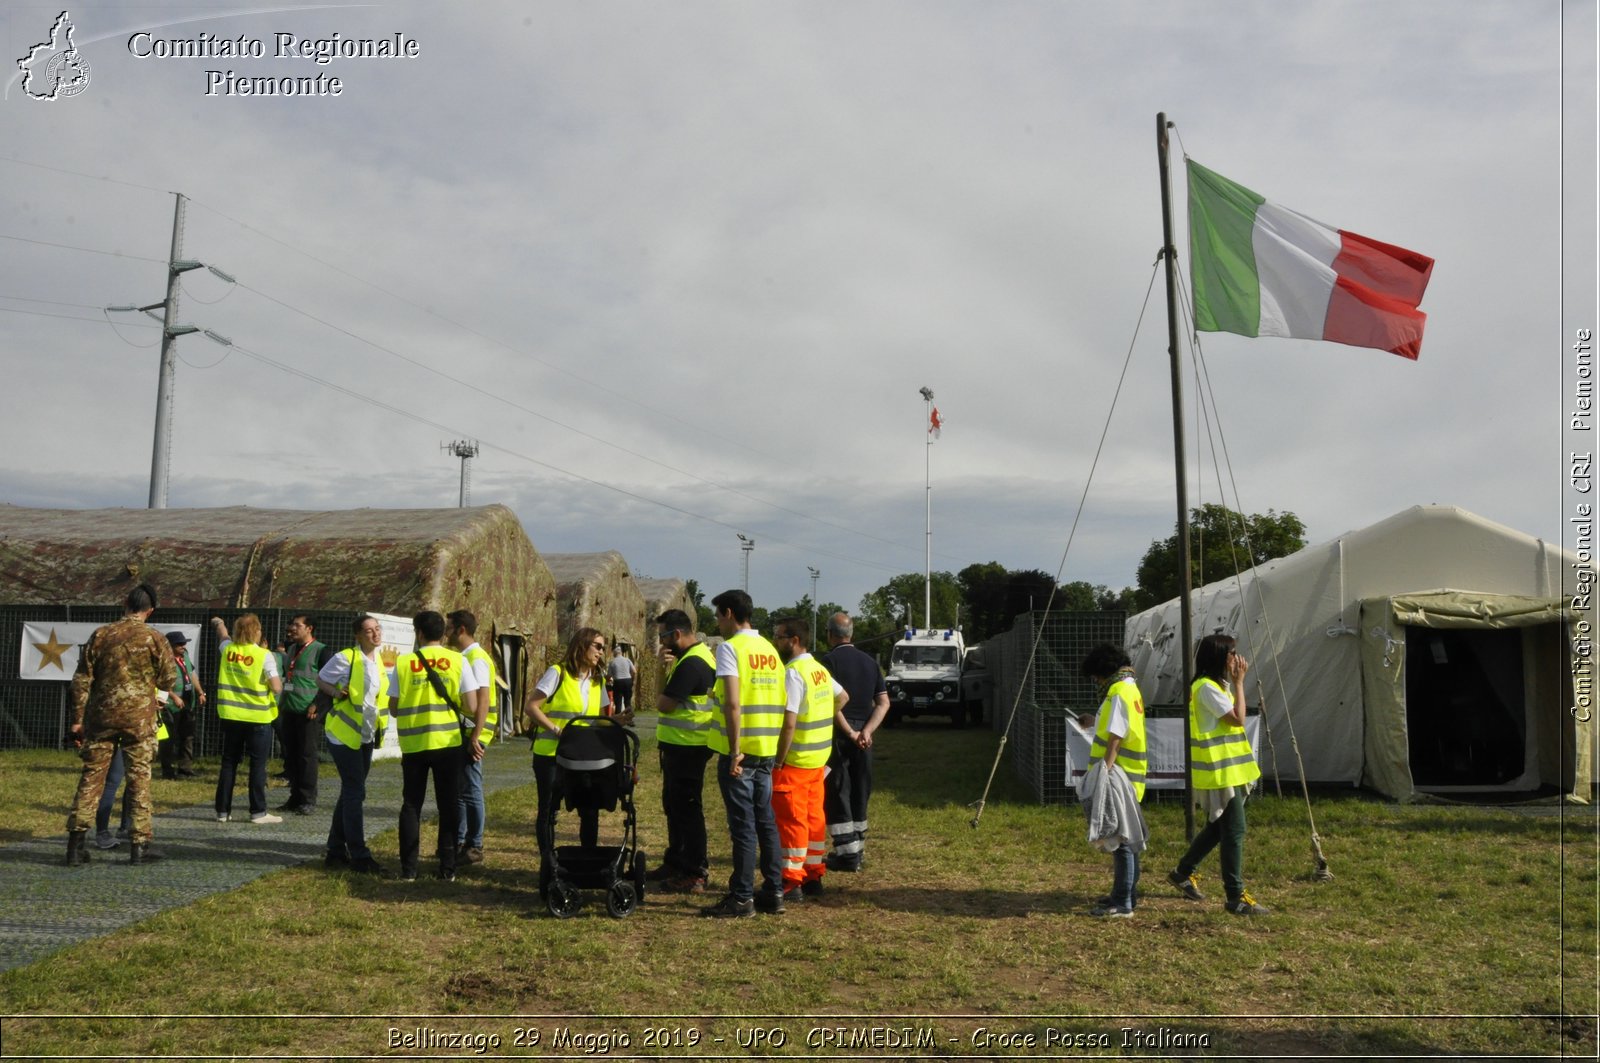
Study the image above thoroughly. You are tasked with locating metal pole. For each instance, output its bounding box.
[808,566,820,651]
[921,386,934,630]
[148,193,186,509]
[739,535,754,594]
[442,440,479,507]
[1157,112,1197,840]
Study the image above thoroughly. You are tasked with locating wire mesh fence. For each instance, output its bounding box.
[982,610,1127,804]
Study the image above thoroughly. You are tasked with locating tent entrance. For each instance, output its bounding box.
[1404,626,1533,790]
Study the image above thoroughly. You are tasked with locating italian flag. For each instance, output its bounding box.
[1187,158,1434,360]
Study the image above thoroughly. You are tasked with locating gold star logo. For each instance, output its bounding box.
[32,628,73,672]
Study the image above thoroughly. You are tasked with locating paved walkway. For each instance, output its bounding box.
[0,741,537,973]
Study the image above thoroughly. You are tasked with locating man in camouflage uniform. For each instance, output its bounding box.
[65,583,178,866]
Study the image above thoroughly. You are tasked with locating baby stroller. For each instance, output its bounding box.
[540,715,647,918]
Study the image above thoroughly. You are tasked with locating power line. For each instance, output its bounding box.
[0,303,156,327]
[231,276,936,561]
[0,231,166,264]
[221,336,911,576]
[0,160,939,576]
[0,154,173,196]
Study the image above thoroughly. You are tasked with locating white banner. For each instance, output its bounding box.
[1067,715,1263,791]
[368,612,415,761]
[20,622,201,682]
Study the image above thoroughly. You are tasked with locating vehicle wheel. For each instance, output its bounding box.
[966,701,983,727]
[631,849,647,898]
[546,882,581,919]
[606,881,638,918]
[949,703,965,728]
[884,708,902,728]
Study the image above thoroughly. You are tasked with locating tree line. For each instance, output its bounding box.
[685,504,1306,653]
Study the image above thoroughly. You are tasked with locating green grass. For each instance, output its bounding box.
[1,725,1596,1059]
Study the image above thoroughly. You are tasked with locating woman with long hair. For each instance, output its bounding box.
[210,614,285,825]
[522,627,611,886]
[1166,633,1268,915]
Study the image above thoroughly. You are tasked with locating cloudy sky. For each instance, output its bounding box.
[1,1,1594,617]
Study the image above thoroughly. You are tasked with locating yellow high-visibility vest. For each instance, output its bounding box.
[1188,676,1261,790]
[464,643,499,746]
[533,665,603,757]
[1089,674,1147,801]
[782,654,836,769]
[393,646,467,755]
[658,642,716,748]
[707,630,785,758]
[216,643,277,725]
[325,647,390,748]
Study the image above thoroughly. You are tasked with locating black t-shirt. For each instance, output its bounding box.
[819,643,886,726]
[661,649,716,704]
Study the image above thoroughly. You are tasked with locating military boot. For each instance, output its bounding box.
[64,830,91,867]
[128,842,164,865]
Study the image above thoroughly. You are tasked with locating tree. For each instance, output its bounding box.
[857,572,962,633]
[1133,504,1307,611]
[957,562,1010,642]
[683,578,716,634]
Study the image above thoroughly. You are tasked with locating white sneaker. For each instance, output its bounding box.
[249,812,283,824]
[94,830,120,849]
[215,812,230,823]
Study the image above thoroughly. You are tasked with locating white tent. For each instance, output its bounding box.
[1125,505,1593,802]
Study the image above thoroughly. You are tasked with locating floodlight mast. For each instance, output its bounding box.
[442,440,480,506]
[737,534,755,593]
[807,566,820,650]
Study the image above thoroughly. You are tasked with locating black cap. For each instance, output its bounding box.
[165,630,189,647]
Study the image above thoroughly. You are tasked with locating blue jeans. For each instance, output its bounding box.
[216,719,273,817]
[716,753,780,903]
[95,747,131,834]
[326,739,375,860]
[1110,843,1141,910]
[457,756,484,850]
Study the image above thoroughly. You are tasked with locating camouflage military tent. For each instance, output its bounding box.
[543,551,646,653]
[637,577,695,646]
[0,503,555,632]
[0,504,557,749]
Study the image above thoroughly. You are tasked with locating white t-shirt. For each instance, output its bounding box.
[1194,678,1234,722]
[220,639,280,679]
[463,642,492,692]
[318,648,396,747]
[607,654,634,681]
[713,633,742,675]
[1102,690,1132,741]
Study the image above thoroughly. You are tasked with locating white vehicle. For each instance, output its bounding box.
[884,627,968,726]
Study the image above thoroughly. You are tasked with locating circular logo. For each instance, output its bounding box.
[45,50,91,98]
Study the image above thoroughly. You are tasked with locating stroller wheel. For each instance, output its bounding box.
[606,881,638,919]
[547,882,581,919]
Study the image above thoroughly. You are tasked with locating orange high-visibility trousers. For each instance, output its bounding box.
[772,763,827,887]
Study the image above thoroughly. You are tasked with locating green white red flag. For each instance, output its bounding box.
[1186,158,1434,360]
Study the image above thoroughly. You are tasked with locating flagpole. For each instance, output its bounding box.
[920,385,934,630]
[1157,112,1197,841]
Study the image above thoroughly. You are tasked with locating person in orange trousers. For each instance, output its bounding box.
[770,616,849,904]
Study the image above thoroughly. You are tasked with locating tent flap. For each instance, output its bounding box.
[1389,589,1573,630]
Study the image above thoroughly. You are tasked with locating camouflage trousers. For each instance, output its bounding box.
[68,733,156,843]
